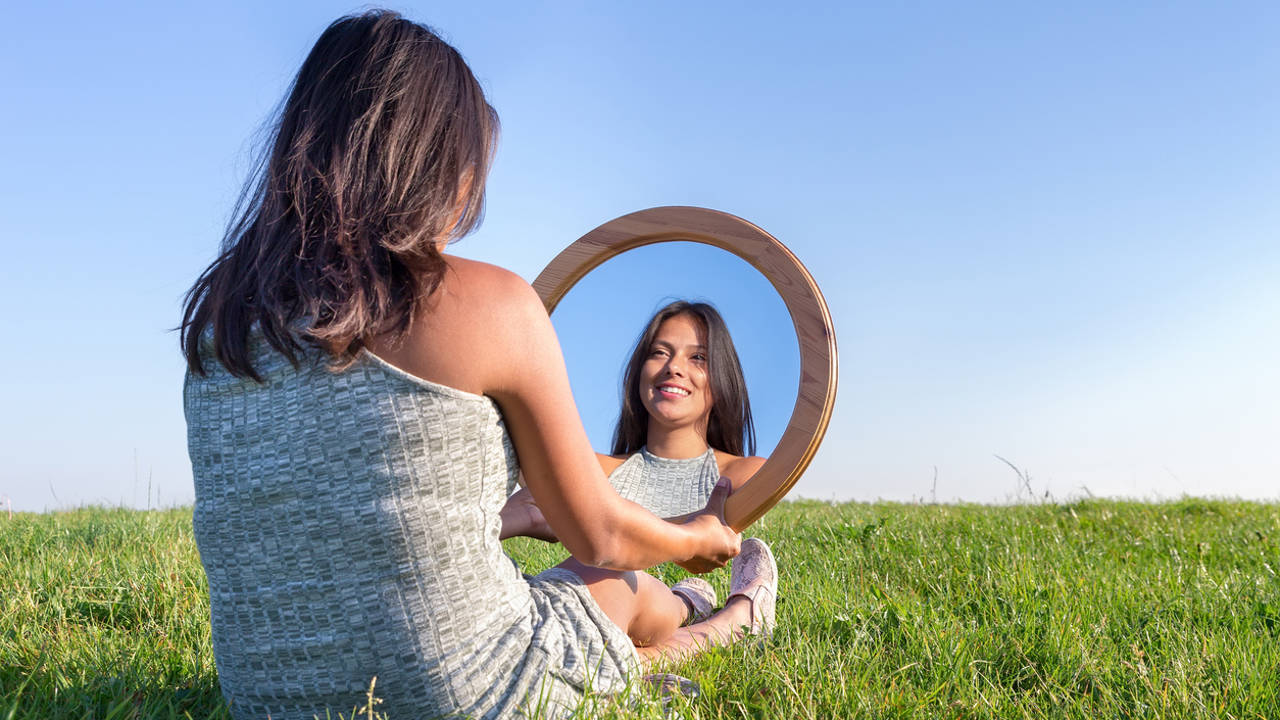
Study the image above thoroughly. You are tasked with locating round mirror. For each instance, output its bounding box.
[534,206,838,531]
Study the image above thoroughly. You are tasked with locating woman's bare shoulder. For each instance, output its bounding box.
[367,256,547,394]
[445,257,551,347]
[596,452,628,476]
[440,255,535,305]
[715,451,766,490]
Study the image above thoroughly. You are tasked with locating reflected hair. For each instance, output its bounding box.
[180,10,499,379]
[611,301,756,457]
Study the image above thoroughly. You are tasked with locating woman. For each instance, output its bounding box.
[182,11,772,720]
[508,301,773,640]
[601,300,767,517]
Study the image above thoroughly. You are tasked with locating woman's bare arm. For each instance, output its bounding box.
[483,272,738,570]
[597,453,627,476]
[379,257,738,571]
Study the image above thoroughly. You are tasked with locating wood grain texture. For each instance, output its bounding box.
[533,207,838,531]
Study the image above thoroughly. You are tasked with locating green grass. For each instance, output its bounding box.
[3,499,1278,718]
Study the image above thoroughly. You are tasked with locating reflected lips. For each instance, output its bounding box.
[656,383,691,399]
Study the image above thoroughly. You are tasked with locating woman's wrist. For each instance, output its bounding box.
[678,513,714,560]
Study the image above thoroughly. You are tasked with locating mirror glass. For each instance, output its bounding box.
[550,241,800,465]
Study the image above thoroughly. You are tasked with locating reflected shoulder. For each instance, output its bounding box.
[718,453,766,489]
[597,453,628,476]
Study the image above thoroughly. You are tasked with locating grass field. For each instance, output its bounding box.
[2,498,1278,719]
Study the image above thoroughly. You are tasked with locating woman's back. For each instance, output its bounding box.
[186,333,536,718]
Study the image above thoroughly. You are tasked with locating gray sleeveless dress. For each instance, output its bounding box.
[185,337,637,720]
[607,447,720,518]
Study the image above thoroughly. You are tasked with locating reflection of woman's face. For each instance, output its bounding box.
[639,313,713,433]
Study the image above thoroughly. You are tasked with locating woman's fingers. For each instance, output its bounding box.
[704,477,732,519]
[675,482,741,574]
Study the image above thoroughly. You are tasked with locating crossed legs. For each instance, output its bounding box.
[555,557,754,671]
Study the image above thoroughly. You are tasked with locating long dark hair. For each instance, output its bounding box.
[180,10,499,380]
[611,301,756,457]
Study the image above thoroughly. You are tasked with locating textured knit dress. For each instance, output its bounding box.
[185,336,638,720]
[607,448,720,518]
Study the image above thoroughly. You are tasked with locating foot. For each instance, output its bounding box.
[670,577,716,625]
[726,538,777,638]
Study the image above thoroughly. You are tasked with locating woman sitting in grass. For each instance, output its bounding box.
[506,300,773,637]
[181,10,774,720]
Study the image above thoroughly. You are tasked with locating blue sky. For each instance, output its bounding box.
[1,2,1276,511]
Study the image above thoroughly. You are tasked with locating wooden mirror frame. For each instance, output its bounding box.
[533,206,838,531]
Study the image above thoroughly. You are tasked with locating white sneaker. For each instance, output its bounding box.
[726,538,777,638]
[670,577,717,625]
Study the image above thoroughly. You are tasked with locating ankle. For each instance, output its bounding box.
[674,592,697,625]
[721,594,753,623]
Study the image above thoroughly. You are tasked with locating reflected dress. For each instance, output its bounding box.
[607,447,720,518]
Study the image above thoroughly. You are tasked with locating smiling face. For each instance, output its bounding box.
[638,313,714,435]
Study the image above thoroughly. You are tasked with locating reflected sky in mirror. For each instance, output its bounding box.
[551,242,800,458]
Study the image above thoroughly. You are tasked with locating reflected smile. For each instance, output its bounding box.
[656,383,691,398]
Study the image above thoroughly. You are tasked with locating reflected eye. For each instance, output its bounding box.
[648,347,669,359]
[692,353,708,363]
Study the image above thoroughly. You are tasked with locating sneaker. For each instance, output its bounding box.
[726,537,777,638]
[670,577,716,625]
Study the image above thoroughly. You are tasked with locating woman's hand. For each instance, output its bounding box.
[676,478,741,573]
[499,487,558,543]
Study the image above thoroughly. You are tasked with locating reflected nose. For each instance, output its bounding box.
[664,356,684,377]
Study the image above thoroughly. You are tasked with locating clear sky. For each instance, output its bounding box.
[2,2,1277,511]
